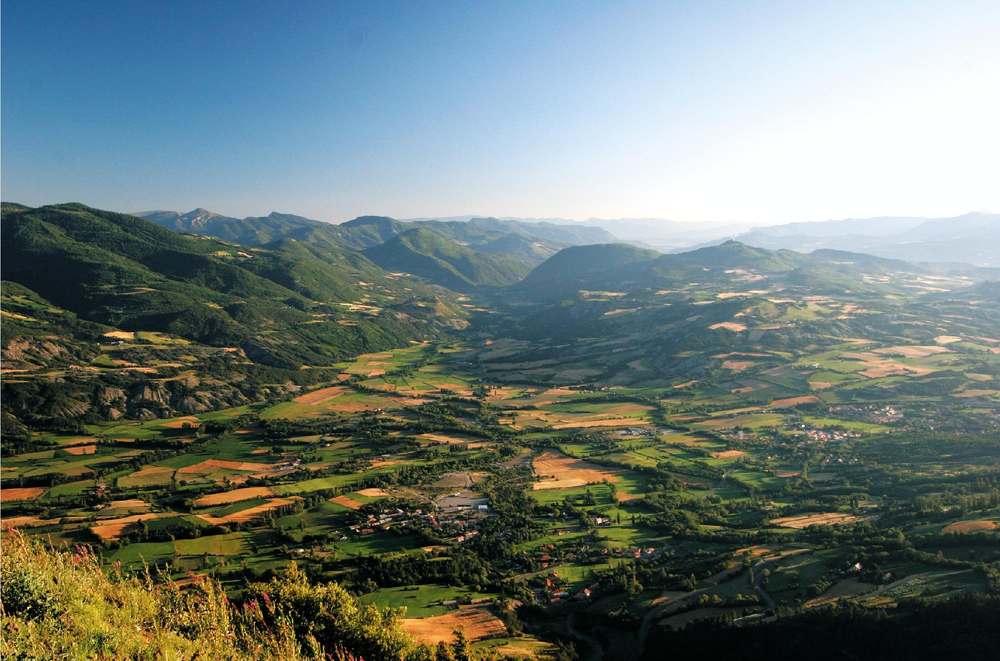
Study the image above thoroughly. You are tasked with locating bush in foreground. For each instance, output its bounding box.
[0,531,485,660]
[1,530,305,659]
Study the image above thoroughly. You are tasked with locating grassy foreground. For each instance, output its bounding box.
[0,531,485,660]
[0,530,313,659]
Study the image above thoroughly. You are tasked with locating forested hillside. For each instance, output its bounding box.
[2,203,461,367]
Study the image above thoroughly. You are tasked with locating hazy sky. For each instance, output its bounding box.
[3,0,998,224]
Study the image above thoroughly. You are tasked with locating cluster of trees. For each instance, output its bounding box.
[468,469,543,562]
[353,550,492,592]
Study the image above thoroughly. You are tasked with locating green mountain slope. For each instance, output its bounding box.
[516,240,908,302]
[139,209,617,270]
[515,243,661,299]
[141,209,328,246]
[661,240,805,271]
[335,215,410,249]
[2,204,461,368]
[417,216,615,255]
[363,227,534,291]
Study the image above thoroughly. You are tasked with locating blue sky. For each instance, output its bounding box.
[3,0,998,223]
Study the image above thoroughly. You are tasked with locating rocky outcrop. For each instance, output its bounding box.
[3,371,301,424]
[97,386,128,407]
[133,407,159,420]
[2,336,73,369]
[129,382,172,407]
[96,386,129,419]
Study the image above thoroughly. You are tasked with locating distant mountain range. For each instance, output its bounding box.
[403,215,746,251]
[513,239,932,302]
[409,211,1000,267]
[138,208,998,268]
[139,209,614,251]
[569,212,999,266]
[136,209,617,291]
[730,212,1000,267]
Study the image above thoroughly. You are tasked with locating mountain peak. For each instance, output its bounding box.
[184,207,217,216]
[341,215,399,227]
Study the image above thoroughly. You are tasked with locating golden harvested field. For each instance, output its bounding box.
[552,417,650,430]
[401,607,507,645]
[1,487,46,502]
[532,451,619,490]
[770,395,820,408]
[420,381,472,395]
[101,330,135,340]
[711,450,747,459]
[709,405,764,417]
[1,515,55,529]
[219,497,301,524]
[294,386,348,405]
[419,432,466,444]
[942,520,998,534]
[492,640,555,659]
[872,345,951,359]
[841,351,937,379]
[512,402,653,431]
[90,513,167,541]
[417,432,487,448]
[103,499,150,514]
[721,360,753,371]
[117,465,174,488]
[159,416,200,429]
[734,545,774,559]
[864,363,934,378]
[660,432,710,446]
[529,388,576,404]
[64,444,97,455]
[331,396,429,414]
[198,497,302,525]
[357,488,389,497]
[710,321,747,332]
[770,512,862,529]
[330,495,363,510]
[177,459,277,474]
[194,486,275,507]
